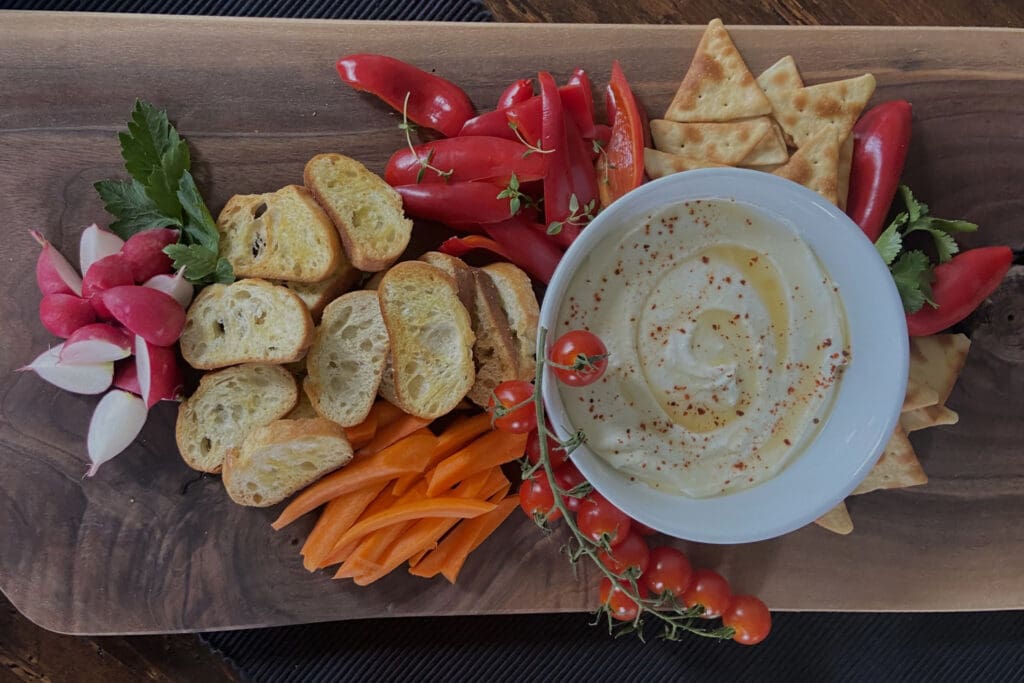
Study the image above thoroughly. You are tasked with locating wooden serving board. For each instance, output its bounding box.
[1,12,1022,635]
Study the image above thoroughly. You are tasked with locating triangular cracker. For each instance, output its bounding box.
[764,73,876,149]
[665,19,772,122]
[756,56,803,147]
[772,126,842,205]
[814,501,853,535]
[903,376,939,412]
[650,117,778,165]
[901,404,959,433]
[643,148,727,179]
[852,426,928,495]
[909,334,971,406]
[837,133,854,211]
[740,119,788,166]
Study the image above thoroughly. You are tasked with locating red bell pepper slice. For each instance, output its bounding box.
[599,61,646,208]
[539,72,574,231]
[336,54,475,138]
[497,78,534,110]
[439,235,513,261]
[459,109,519,140]
[847,100,913,241]
[384,137,547,186]
[395,182,525,225]
[484,218,564,284]
[560,69,598,139]
[905,246,1013,336]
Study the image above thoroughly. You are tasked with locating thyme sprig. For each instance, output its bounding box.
[400,92,453,183]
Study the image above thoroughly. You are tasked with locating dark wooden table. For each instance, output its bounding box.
[3,2,1022,681]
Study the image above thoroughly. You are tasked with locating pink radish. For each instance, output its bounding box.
[122,228,179,283]
[135,336,184,408]
[31,230,83,297]
[100,285,185,346]
[40,292,97,338]
[18,344,113,394]
[59,323,132,363]
[79,224,124,275]
[83,253,135,319]
[85,389,148,477]
[143,269,194,308]
[113,358,142,395]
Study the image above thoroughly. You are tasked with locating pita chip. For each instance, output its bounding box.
[772,126,842,205]
[767,73,876,149]
[903,376,940,412]
[909,334,971,406]
[852,427,928,495]
[740,119,788,166]
[650,117,781,165]
[901,404,959,433]
[837,133,854,211]
[814,501,854,535]
[665,19,773,122]
[643,148,727,179]
[756,56,803,146]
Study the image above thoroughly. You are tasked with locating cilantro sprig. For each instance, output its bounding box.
[874,185,977,313]
[95,100,233,285]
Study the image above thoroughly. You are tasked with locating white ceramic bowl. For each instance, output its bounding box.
[539,168,908,544]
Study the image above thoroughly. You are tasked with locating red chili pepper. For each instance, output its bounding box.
[497,78,533,110]
[590,124,612,159]
[459,109,519,140]
[336,54,475,138]
[561,69,598,139]
[847,100,913,241]
[905,246,1013,336]
[483,218,565,284]
[599,61,646,208]
[395,182,521,225]
[539,71,574,232]
[439,235,513,261]
[385,137,547,186]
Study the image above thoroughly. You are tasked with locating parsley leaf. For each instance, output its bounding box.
[120,100,185,183]
[890,250,935,314]
[94,178,181,239]
[874,220,903,265]
[176,171,220,253]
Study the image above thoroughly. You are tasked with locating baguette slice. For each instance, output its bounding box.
[482,262,540,381]
[285,389,319,419]
[217,185,342,283]
[304,290,390,427]
[222,418,353,507]
[176,363,298,473]
[304,153,413,272]
[274,252,360,321]
[378,261,475,419]
[180,278,314,370]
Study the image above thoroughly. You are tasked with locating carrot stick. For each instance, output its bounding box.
[367,399,407,429]
[271,429,438,530]
[426,430,527,496]
[411,494,519,582]
[326,481,428,569]
[300,482,386,571]
[330,498,495,553]
[355,414,432,458]
[392,412,492,496]
[343,412,378,451]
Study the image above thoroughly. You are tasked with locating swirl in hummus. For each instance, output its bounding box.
[556,199,850,498]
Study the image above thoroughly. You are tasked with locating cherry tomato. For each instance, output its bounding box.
[488,380,537,434]
[553,462,588,512]
[549,330,609,387]
[682,569,732,619]
[644,546,693,597]
[525,430,569,468]
[577,492,631,547]
[722,595,772,645]
[597,532,650,577]
[599,577,648,622]
[518,471,561,522]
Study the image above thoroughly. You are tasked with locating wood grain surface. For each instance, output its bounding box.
[1,12,1023,635]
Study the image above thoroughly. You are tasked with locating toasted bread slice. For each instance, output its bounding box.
[274,253,360,322]
[304,290,390,427]
[222,418,353,507]
[180,279,314,370]
[285,389,319,419]
[175,363,298,473]
[217,185,342,283]
[304,153,413,272]
[482,262,540,381]
[378,261,475,419]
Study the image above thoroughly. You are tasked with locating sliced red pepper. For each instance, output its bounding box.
[539,72,577,237]
[439,235,513,261]
[561,68,598,139]
[590,124,612,159]
[598,61,645,208]
[847,100,913,241]
[336,54,475,138]
[561,114,599,246]
[482,218,565,284]
[905,246,1013,336]
[497,78,533,110]
[459,109,519,140]
[395,182,523,225]
[385,137,546,186]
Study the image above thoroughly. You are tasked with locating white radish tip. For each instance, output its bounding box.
[22,344,114,394]
[85,389,148,478]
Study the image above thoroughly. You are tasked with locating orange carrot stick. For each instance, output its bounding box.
[330,498,496,553]
[271,429,438,530]
[300,482,385,571]
[411,495,519,582]
[326,481,428,569]
[426,430,527,496]
[355,414,432,458]
[392,412,492,496]
[343,412,378,451]
[367,399,407,429]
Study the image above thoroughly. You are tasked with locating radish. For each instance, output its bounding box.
[135,336,184,407]
[59,323,132,363]
[31,230,83,297]
[83,253,134,319]
[100,285,185,346]
[39,292,97,338]
[122,228,179,283]
[18,344,113,394]
[143,269,194,308]
[79,224,124,275]
[85,390,148,477]
[113,358,142,395]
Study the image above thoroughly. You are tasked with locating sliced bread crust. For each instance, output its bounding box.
[274,252,360,322]
[482,262,540,381]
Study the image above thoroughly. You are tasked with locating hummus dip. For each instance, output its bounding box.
[556,199,849,498]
